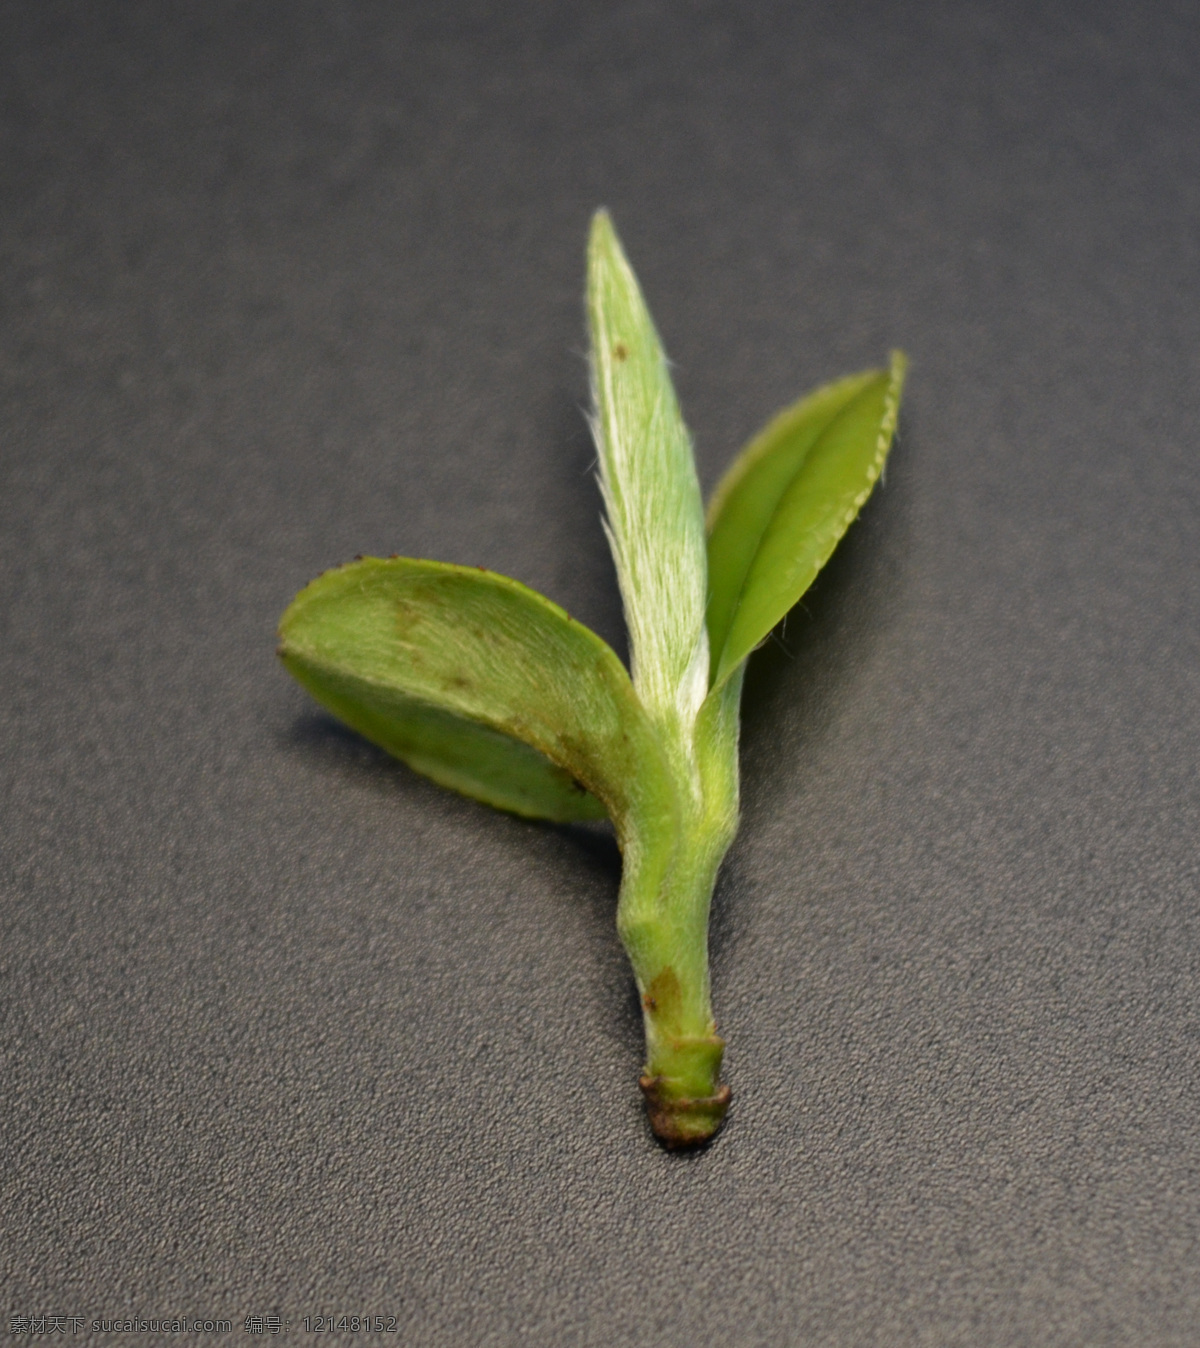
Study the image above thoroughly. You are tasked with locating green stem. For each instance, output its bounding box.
[616,666,744,1147]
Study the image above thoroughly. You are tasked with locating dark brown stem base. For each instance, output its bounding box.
[639,1075,732,1148]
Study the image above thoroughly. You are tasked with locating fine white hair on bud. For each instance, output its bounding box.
[586,210,710,767]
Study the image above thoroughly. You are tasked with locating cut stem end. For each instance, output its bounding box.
[639,1075,731,1148]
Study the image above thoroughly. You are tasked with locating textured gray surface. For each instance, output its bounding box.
[3,1,1199,1343]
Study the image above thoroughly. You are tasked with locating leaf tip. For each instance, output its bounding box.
[587,208,635,308]
[589,206,615,247]
[886,348,908,405]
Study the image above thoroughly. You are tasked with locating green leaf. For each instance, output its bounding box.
[705,351,906,688]
[278,556,673,832]
[586,210,710,748]
[289,674,607,823]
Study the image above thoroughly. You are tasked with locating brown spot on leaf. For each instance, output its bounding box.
[613,342,628,361]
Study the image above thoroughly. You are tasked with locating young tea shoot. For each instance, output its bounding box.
[278,211,905,1146]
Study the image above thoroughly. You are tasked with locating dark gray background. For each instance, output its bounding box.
[3,1,1198,1343]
